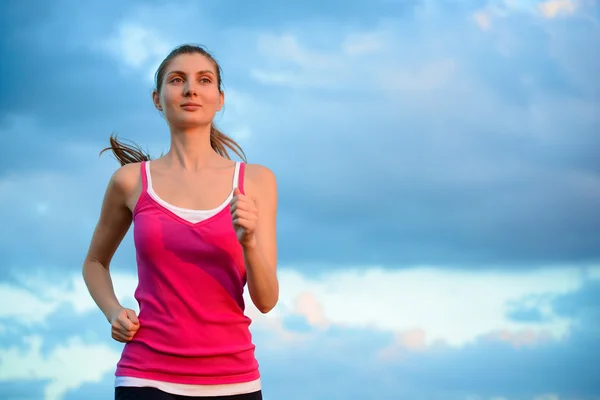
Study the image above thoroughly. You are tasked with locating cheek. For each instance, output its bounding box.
[162,90,179,107]
[204,91,221,107]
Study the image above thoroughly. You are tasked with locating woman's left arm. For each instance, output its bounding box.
[231,164,279,313]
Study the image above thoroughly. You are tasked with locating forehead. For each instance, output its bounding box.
[166,53,216,74]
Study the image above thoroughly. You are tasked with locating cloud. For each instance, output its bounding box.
[0,336,120,400]
[251,28,455,93]
[2,0,599,272]
[539,0,577,18]
[1,2,599,398]
[278,266,599,347]
[473,10,493,30]
[5,264,597,350]
[98,23,172,81]
[1,249,599,398]
[243,12,600,268]
[0,271,137,327]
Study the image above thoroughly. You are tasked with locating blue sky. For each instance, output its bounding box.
[1,0,599,399]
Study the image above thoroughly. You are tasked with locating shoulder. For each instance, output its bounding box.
[109,162,142,196]
[243,163,277,201]
[244,163,277,188]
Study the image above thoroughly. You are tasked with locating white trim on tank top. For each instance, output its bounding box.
[114,376,262,397]
[145,161,240,224]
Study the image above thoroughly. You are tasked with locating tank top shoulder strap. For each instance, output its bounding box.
[232,162,246,195]
[140,161,148,193]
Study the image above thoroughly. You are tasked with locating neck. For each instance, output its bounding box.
[166,124,217,170]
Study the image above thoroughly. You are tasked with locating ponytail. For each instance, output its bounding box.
[101,126,246,166]
[210,124,247,162]
[100,134,151,167]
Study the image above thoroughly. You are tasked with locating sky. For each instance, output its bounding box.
[0,0,599,399]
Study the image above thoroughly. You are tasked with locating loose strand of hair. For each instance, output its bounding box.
[210,125,247,162]
[99,134,151,166]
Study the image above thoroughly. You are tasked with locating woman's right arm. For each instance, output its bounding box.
[82,164,139,330]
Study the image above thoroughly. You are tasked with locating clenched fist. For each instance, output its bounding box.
[230,187,258,249]
[109,307,140,343]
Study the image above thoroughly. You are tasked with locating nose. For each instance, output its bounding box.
[183,81,198,97]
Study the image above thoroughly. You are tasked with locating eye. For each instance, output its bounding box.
[199,77,211,84]
[170,77,184,84]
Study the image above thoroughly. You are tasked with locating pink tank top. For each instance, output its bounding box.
[115,161,259,385]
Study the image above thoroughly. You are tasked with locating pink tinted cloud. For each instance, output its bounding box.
[484,329,555,348]
[293,292,330,329]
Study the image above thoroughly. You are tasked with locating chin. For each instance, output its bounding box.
[173,116,211,129]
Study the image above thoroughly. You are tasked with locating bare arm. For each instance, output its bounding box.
[243,165,279,313]
[82,164,138,323]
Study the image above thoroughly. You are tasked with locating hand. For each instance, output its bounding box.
[230,188,258,249]
[109,307,140,343]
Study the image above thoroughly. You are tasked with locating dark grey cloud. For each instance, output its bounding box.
[0,0,599,281]
[0,0,166,177]
[240,12,600,270]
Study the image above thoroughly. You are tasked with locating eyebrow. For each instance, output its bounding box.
[167,70,216,76]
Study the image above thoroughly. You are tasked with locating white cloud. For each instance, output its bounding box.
[5,264,598,349]
[1,256,598,399]
[473,0,579,26]
[533,394,560,400]
[538,0,577,18]
[0,271,137,326]
[251,30,457,93]
[0,336,120,400]
[0,282,59,325]
[473,11,493,31]
[274,265,599,348]
[98,23,172,81]
[341,32,385,56]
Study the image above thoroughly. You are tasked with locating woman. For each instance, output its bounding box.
[82,44,279,400]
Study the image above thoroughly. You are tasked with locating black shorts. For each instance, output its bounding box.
[115,386,263,400]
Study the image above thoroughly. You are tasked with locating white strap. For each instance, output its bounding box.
[145,161,153,190]
[232,162,241,189]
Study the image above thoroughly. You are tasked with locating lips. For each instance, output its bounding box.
[181,102,202,111]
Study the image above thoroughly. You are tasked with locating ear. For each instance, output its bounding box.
[152,90,163,111]
[217,90,224,111]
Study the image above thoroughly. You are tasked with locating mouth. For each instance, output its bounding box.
[181,102,202,110]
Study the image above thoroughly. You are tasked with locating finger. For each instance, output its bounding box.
[119,316,135,331]
[233,201,258,216]
[233,217,257,231]
[114,326,137,338]
[112,329,131,342]
[232,209,254,221]
[117,326,131,336]
[122,324,140,335]
[233,218,256,232]
[114,328,137,341]
[126,309,139,325]
[233,188,241,196]
[229,192,242,205]
[114,333,133,343]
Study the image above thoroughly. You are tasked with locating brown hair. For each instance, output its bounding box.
[101,44,246,166]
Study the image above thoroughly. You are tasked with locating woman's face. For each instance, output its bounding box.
[153,53,224,129]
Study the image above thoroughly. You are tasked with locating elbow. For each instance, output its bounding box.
[254,295,279,314]
[257,303,276,314]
